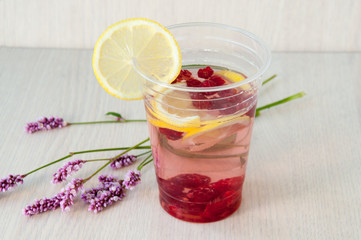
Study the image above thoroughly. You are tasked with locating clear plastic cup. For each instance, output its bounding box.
[143,23,270,222]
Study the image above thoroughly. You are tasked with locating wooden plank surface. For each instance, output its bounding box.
[0,48,360,240]
[0,0,361,51]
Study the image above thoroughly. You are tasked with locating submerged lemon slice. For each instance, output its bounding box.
[93,18,181,100]
[147,85,201,131]
[147,84,250,137]
[215,70,250,90]
[183,116,250,140]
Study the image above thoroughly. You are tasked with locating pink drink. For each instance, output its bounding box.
[142,22,270,223]
[144,66,257,222]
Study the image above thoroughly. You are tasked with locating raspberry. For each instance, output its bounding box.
[245,104,257,117]
[210,89,237,111]
[181,69,192,78]
[189,92,213,109]
[202,190,241,220]
[218,88,237,98]
[159,128,183,140]
[157,176,185,199]
[186,78,202,87]
[186,186,218,203]
[168,173,211,189]
[172,69,193,84]
[201,80,217,96]
[201,79,216,88]
[192,99,213,109]
[210,176,244,195]
[197,66,214,79]
[209,75,225,86]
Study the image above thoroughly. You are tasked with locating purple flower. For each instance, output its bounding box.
[0,174,24,192]
[52,160,85,184]
[98,175,119,183]
[23,178,83,216]
[110,155,137,169]
[23,197,60,216]
[81,175,125,213]
[25,116,68,134]
[57,178,83,211]
[123,170,141,190]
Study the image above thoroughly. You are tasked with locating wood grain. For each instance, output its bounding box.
[0,48,360,239]
[0,0,360,51]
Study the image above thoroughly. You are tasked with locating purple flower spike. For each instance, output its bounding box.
[23,178,83,216]
[110,155,137,169]
[25,116,68,134]
[23,197,60,216]
[123,170,141,190]
[0,174,24,192]
[57,178,84,212]
[81,175,125,213]
[52,160,85,184]
[98,175,119,183]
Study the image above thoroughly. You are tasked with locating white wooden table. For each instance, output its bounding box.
[0,48,360,240]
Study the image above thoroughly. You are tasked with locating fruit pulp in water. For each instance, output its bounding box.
[145,66,257,222]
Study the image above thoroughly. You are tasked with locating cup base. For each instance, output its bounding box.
[159,190,242,223]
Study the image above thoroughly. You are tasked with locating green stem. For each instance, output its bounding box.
[69,120,146,125]
[262,74,277,85]
[255,91,306,117]
[136,150,152,158]
[83,162,109,183]
[138,159,153,171]
[23,154,72,176]
[137,154,153,171]
[85,159,111,162]
[70,146,151,155]
[78,150,152,163]
[84,138,150,182]
[23,144,151,177]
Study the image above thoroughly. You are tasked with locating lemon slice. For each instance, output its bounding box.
[93,18,181,100]
[147,81,250,134]
[147,85,202,131]
[183,116,250,140]
[215,70,250,90]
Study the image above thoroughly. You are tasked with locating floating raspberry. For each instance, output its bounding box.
[209,75,225,86]
[201,79,216,88]
[186,78,202,87]
[172,69,193,84]
[197,66,214,79]
[200,80,217,96]
[190,93,213,109]
[159,128,184,140]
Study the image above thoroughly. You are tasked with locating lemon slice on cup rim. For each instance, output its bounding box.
[92,18,182,100]
[92,18,252,139]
